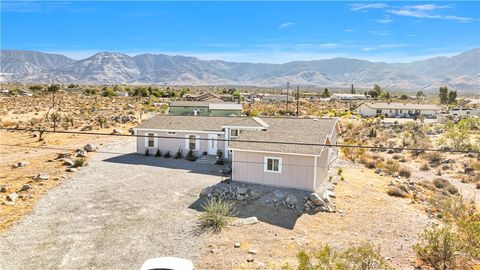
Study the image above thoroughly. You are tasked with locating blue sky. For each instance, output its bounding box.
[1,1,479,63]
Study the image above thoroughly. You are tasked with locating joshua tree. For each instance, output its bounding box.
[47,83,60,108]
[36,125,46,141]
[50,112,61,132]
[63,115,74,127]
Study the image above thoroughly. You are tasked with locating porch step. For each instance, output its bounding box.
[196,155,218,164]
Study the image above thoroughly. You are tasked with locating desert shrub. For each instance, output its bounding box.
[163,151,171,158]
[420,163,430,171]
[429,195,475,222]
[433,178,450,189]
[186,149,196,161]
[413,224,461,270]
[427,152,444,166]
[174,147,182,159]
[398,167,411,178]
[198,198,235,233]
[295,242,392,270]
[447,185,459,195]
[144,148,149,156]
[73,158,86,168]
[382,160,400,175]
[457,213,480,259]
[155,148,162,157]
[476,182,480,189]
[337,168,343,176]
[387,186,409,198]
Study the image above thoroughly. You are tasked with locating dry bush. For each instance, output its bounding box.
[426,152,444,167]
[387,186,409,198]
[420,163,430,171]
[399,166,412,178]
[1,119,17,128]
[381,159,400,175]
[433,178,450,189]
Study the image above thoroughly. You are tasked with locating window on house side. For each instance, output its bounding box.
[188,135,196,150]
[167,131,176,135]
[147,133,155,147]
[230,129,239,139]
[265,157,281,173]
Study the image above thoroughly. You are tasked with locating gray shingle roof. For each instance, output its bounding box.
[229,130,328,155]
[262,117,338,134]
[135,115,263,131]
[169,101,211,107]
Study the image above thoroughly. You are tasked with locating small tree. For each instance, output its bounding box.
[36,125,46,141]
[63,115,74,127]
[50,112,61,132]
[439,86,448,104]
[96,115,107,128]
[47,83,60,108]
[321,88,332,98]
[414,224,460,270]
[144,148,149,156]
[448,90,457,105]
[155,148,162,157]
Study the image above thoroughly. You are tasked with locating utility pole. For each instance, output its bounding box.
[296,86,300,117]
[285,82,289,112]
[351,84,355,94]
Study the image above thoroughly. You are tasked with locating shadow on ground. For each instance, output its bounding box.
[189,182,306,230]
[103,153,230,177]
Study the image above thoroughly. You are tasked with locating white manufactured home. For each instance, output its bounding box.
[133,115,340,191]
[356,102,441,118]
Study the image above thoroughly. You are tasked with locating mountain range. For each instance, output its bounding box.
[1,49,479,92]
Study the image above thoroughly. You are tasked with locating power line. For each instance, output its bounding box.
[1,127,478,154]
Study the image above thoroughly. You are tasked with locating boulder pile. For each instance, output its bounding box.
[200,184,337,212]
[303,188,337,213]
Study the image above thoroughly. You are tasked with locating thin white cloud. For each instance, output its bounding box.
[376,16,393,24]
[349,3,389,11]
[278,22,295,29]
[344,29,355,32]
[386,4,473,23]
[369,30,390,36]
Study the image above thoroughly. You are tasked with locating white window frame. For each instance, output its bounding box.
[185,134,200,151]
[145,132,157,148]
[230,129,239,140]
[264,156,282,173]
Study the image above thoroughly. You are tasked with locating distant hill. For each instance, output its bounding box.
[1,48,479,92]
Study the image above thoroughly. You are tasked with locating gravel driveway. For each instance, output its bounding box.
[1,138,223,269]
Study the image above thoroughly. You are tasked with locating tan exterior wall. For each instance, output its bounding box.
[136,130,226,157]
[232,150,323,191]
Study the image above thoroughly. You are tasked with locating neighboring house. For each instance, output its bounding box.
[356,102,441,118]
[260,94,296,103]
[437,107,480,123]
[219,94,235,102]
[168,101,243,116]
[331,93,367,101]
[184,93,223,102]
[133,115,340,191]
[116,91,129,97]
[17,89,33,96]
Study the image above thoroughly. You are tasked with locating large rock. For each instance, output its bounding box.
[13,161,29,168]
[19,184,32,192]
[35,173,49,181]
[309,193,325,206]
[112,128,123,134]
[285,194,300,205]
[6,192,18,203]
[76,149,87,157]
[237,217,259,225]
[84,144,97,152]
[273,190,287,200]
[61,158,74,166]
[0,186,6,193]
[236,186,248,195]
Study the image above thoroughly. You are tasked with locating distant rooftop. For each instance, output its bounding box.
[361,102,441,110]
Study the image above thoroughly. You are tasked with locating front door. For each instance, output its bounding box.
[207,134,217,155]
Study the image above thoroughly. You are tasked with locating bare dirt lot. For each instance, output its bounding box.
[0,138,226,269]
[195,161,434,270]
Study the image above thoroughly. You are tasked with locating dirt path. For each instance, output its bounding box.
[196,162,433,269]
[1,138,223,270]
